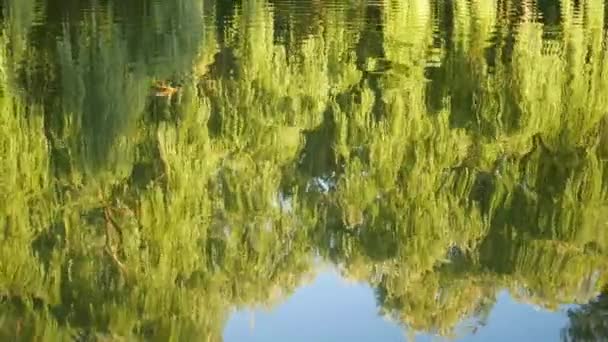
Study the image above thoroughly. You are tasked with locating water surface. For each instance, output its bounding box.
[0,0,607,341]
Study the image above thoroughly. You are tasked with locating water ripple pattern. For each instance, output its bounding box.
[0,0,607,341]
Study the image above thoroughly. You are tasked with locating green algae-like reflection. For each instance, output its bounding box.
[0,0,607,340]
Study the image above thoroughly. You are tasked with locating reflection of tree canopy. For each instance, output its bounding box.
[1,0,608,339]
[562,288,608,342]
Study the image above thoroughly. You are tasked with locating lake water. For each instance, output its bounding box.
[0,0,607,341]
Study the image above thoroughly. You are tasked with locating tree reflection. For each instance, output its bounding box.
[0,0,607,340]
[563,288,608,342]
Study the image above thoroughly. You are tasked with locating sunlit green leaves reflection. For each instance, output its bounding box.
[1,0,607,340]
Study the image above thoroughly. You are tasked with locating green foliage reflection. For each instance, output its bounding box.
[0,0,607,340]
